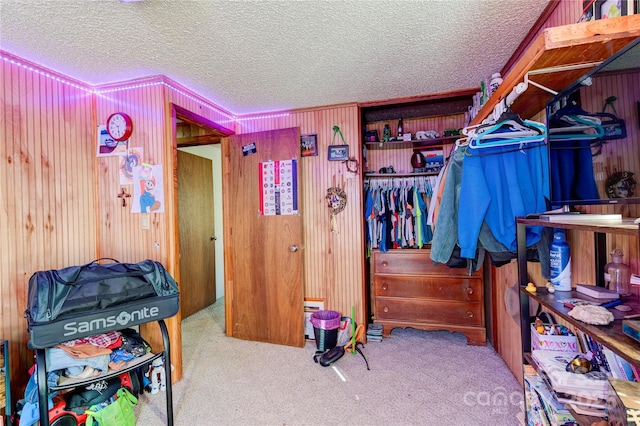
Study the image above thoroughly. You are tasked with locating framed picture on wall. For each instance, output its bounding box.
[300,134,318,157]
[328,145,349,161]
[595,0,628,18]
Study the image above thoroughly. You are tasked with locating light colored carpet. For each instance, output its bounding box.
[136,300,523,426]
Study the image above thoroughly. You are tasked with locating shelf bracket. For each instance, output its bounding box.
[491,61,603,122]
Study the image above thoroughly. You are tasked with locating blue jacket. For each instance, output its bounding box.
[458,142,548,258]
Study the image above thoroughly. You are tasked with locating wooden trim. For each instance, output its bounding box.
[221,136,234,337]
[471,15,640,124]
[237,101,360,119]
[173,104,234,135]
[0,49,92,90]
[501,0,561,76]
[359,88,478,108]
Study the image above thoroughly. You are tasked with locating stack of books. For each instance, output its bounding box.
[575,284,619,300]
[366,324,383,342]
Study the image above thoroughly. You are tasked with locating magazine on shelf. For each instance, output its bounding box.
[538,370,608,410]
[532,350,610,400]
[566,403,607,418]
[525,372,576,425]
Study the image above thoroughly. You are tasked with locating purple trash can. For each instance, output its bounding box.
[310,310,341,351]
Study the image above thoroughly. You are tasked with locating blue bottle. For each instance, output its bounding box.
[550,229,572,291]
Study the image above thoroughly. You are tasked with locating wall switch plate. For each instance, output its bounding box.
[141,213,150,230]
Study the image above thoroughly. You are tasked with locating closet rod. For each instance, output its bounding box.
[491,61,603,122]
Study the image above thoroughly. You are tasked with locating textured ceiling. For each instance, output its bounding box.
[0,0,551,115]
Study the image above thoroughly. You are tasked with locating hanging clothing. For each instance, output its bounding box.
[458,141,548,257]
[364,177,435,252]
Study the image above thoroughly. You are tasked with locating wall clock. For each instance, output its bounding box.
[106,112,133,142]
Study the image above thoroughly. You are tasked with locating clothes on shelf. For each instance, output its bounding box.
[364,176,438,253]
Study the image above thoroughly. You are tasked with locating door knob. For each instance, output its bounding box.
[210,236,217,241]
[289,245,298,252]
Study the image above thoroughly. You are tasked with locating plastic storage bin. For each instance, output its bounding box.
[530,323,578,352]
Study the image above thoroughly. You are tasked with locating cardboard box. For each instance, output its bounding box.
[530,323,578,352]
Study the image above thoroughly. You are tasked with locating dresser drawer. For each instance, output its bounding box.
[373,275,482,302]
[372,250,479,277]
[374,298,483,326]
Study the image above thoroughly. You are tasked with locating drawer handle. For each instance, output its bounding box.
[382,283,388,291]
[381,261,389,267]
[383,306,389,313]
[465,311,474,318]
[466,287,474,295]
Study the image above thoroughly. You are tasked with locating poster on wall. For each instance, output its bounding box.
[258,159,298,216]
[96,124,128,157]
[119,147,143,185]
[131,163,164,213]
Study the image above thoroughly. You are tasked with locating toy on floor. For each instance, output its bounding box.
[146,358,166,394]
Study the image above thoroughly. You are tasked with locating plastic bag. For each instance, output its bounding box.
[85,387,137,426]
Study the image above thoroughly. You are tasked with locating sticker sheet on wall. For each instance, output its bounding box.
[96,125,128,157]
[119,148,143,185]
[131,163,164,213]
[259,159,298,216]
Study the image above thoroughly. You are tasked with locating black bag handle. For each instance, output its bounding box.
[52,258,123,285]
[87,257,121,265]
[50,258,159,287]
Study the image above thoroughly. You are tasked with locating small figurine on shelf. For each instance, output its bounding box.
[397,118,403,137]
[383,124,391,142]
[147,357,166,394]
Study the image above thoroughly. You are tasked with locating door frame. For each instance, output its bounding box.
[171,104,234,317]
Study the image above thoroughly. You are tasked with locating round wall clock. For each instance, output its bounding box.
[106,112,133,141]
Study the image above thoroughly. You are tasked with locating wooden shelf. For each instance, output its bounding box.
[471,15,640,124]
[52,352,161,391]
[364,134,458,150]
[517,217,640,237]
[522,287,640,366]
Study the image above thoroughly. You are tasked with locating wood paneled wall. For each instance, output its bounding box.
[92,76,237,383]
[234,106,367,323]
[0,58,240,399]
[1,52,97,398]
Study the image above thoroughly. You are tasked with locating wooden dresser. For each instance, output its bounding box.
[371,249,486,345]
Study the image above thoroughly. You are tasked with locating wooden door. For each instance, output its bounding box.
[224,128,304,347]
[178,150,217,319]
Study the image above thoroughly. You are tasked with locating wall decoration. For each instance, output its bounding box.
[119,147,143,185]
[300,134,318,157]
[326,186,347,233]
[595,0,627,18]
[131,163,164,213]
[328,145,349,161]
[97,124,127,157]
[242,142,257,156]
[117,187,132,207]
[328,125,349,161]
[258,159,298,216]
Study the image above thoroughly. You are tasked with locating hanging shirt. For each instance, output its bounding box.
[458,142,549,258]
